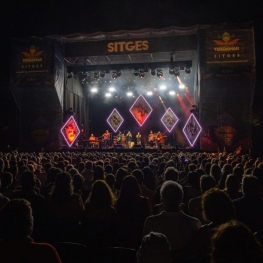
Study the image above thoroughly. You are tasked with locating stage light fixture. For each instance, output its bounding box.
[134,71,139,77]
[169,91,176,95]
[151,69,156,76]
[105,92,112,97]
[139,72,145,79]
[174,69,180,77]
[67,72,73,78]
[112,72,118,80]
[117,71,122,77]
[127,91,133,96]
[157,70,163,78]
[185,67,191,74]
[94,72,99,81]
[160,85,167,90]
[169,69,174,75]
[100,71,106,77]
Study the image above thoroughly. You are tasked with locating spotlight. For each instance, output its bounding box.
[91,87,98,93]
[147,91,153,96]
[151,69,156,76]
[67,72,73,78]
[185,67,191,74]
[139,72,145,79]
[127,91,133,96]
[109,87,116,92]
[105,92,112,97]
[160,85,166,90]
[157,70,163,78]
[100,71,106,78]
[174,69,180,77]
[94,72,99,81]
[169,91,176,95]
[179,84,185,89]
[134,71,139,77]
[112,72,118,80]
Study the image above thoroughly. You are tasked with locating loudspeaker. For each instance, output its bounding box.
[133,144,142,149]
[114,144,123,149]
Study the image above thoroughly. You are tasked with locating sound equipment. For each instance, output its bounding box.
[114,144,123,149]
[133,144,142,149]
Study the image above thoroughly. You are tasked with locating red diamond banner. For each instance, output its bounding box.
[129,94,153,126]
[60,116,80,147]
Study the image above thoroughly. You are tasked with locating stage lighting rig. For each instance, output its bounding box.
[169,69,175,75]
[112,72,118,80]
[100,71,106,78]
[174,69,180,77]
[139,72,145,79]
[94,72,99,81]
[185,67,191,74]
[133,71,139,77]
[157,70,163,78]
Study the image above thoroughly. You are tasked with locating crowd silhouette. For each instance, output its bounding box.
[0,149,263,262]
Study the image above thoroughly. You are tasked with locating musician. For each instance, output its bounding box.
[102,130,110,148]
[126,131,132,148]
[156,131,163,149]
[136,131,142,145]
[148,130,155,147]
[116,131,122,144]
[88,133,96,148]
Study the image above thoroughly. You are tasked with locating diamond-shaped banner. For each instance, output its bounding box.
[183,113,202,147]
[107,108,124,132]
[129,94,153,126]
[60,116,80,147]
[161,108,179,132]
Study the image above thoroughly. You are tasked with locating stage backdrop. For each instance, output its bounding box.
[10,38,64,151]
[199,25,256,152]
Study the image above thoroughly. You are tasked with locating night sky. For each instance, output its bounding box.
[1,0,263,150]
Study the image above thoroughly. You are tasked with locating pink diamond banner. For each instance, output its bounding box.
[60,116,80,147]
[107,108,124,132]
[183,113,202,147]
[129,94,153,126]
[161,108,179,132]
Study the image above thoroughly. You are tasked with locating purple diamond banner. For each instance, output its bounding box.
[183,113,202,147]
[129,94,153,126]
[161,108,179,132]
[107,108,124,132]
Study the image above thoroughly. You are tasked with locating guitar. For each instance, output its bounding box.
[102,132,111,142]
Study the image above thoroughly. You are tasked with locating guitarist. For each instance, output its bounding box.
[156,131,163,149]
[102,130,110,148]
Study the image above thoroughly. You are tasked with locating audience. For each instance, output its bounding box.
[211,220,263,263]
[0,199,62,263]
[137,232,171,263]
[0,149,262,263]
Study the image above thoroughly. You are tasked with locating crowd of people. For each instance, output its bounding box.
[0,149,263,262]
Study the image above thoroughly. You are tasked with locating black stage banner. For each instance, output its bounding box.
[10,38,54,87]
[204,28,255,66]
[64,35,197,57]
